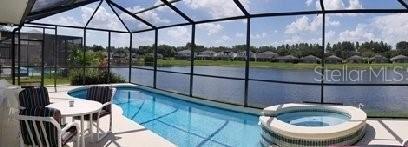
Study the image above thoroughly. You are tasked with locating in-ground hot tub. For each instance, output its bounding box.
[259,103,367,147]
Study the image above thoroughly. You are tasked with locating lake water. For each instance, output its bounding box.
[111,66,408,117]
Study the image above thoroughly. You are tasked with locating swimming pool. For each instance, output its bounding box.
[277,111,350,127]
[260,104,366,146]
[69,86,261,147]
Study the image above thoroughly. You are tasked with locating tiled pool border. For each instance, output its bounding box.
[260,125,365,147]
[259,103,367,146]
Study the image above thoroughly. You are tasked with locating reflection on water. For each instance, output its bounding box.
[112,66,408,117]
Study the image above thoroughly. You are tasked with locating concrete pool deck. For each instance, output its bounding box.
[47,84,408,147]
[48,84,175,147]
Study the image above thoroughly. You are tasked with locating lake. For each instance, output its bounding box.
[111,66,408,117]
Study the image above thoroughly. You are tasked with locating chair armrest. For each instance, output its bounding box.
[101,101,112,107]
[96,101,113,115]
[61,122,79,134]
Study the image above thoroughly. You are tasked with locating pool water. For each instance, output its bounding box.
[277,111,350,127]
[69,87,261,147]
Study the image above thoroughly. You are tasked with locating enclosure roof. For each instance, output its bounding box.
[0,0,33,25]
[27,0,100,21]
[2,0,408,32]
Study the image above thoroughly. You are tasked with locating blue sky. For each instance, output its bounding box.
[29,0,408,49]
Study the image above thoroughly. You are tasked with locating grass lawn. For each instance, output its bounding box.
[156,59,408,70]
[18,76,71,86]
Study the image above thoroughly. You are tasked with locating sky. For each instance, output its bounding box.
[28,0,408,49]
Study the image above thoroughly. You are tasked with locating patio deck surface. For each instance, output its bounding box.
[48,85,175,147]
[47,85,408,147]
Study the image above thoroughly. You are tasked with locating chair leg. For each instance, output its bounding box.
[109,113,112,132]
[73,135,79,147]
[95,118,110,141]
[96,118,100,141]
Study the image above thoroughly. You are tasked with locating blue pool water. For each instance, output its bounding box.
[69,87,261,147]
[277,111,350,127]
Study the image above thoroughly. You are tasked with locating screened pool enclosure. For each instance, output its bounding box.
[1,0,408,118]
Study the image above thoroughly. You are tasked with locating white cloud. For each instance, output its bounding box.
[197,23,223,35]
[163,26,190,46]
[252,33,267,39]
[305,0,314,6]
[316,0,362,10]
[235,32,244,38]
[183,0,249,18]
[38,15,82,26]
[83,6,112,26]
[327,13,408,47]
[326,30,336,42]
[285,16,314,34]
[338,24,376,42]
[319,0,345,10]
[316,0,363,16]
[372,13,408,45]
[272,35,321,46]
[348,0,363,9]
[214,35,232,45]
[119,12,150,30]
[285,15,340,34]
[328,20,340,26]
[236,32,267,39]
[125,6,171,26]
[82,5,127,31]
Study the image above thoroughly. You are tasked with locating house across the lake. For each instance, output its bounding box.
[175,50,193,60]
[256,51,278,61]
[326,55,343,64]
[276,55,298,63]
[236,51,257,61]
[216,51,237,60]
[301,55,321,63]
[346,55,363,63]
[196,50,218,60]
[111,50,128,65]
[369,54,388,63]
[391,54,408,63]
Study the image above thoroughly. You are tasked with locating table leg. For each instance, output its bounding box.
[81,115,85,147]
[89,113,93,141]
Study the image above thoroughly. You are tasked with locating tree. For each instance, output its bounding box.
[326,43,332,52]
[396,41,408,51]
[90,45,105,52]
[68,48,101,66]
[359,40,391,53]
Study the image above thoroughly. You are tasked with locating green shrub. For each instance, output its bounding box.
[70,69,125,85]
[144,55,154,66]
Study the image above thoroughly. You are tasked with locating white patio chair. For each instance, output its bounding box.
[402,139,408,146]
[17,107,80,147]
[74,86,116,141]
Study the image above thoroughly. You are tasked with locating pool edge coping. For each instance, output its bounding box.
[67,83,262,116]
